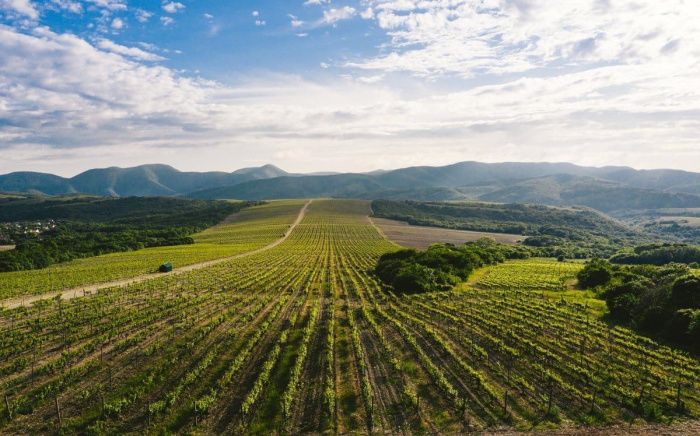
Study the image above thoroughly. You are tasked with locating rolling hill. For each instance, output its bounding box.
[0,164,290,197]
[188,164,700,212]
[3,161,700,212]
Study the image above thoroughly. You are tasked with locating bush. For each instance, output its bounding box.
[595,262,700,351]
[374,239,523,294]
[670,276,700,309]
[577,258,613,288]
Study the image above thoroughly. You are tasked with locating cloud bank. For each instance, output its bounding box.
[0,1,699,175]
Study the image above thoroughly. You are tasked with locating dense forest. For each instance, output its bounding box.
[0,196,252,272]
[371,200,645,258]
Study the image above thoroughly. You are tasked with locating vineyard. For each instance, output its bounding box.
[0,200,305,300]
[1,199,699,434]
[474,258,582,292]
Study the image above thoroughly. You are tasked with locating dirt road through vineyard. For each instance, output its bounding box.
[1,200,312,310]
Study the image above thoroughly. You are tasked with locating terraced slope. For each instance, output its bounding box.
[0,200,698,434]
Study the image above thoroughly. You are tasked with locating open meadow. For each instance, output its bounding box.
[1,199,698,434]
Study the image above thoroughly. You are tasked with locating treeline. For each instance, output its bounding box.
[0,196,253,272]
[371,200,644,258]
[610,243,700,266]
[578,259,699,350]
[374,239,531,294]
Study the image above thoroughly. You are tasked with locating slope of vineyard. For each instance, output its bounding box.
[0,200,305,300]
[474,259,583,292]
[0,200,698,434]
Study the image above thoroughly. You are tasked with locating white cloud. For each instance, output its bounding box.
[289,14,304,28]
[160,16,174,26]
[0,0,38,19]
[353,1,700,79]
[203,13,213,20]
[360,7,373,20]
[49,0,82,14]
[110,17,123,30]
[321,6,356,25]
[85,0,126,12]
[2,4,700,175]
[162,1,184,14]
[304,0,329,6]
[96,38,165,61]
[255,19,266,27]
[135,9,152,23]
[251,10,259,17]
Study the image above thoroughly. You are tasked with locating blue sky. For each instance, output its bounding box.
[39,1,386,82]
[1,1,700,176]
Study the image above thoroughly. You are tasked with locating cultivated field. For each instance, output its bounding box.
[371,217,523,250]
[474,258,583,292]
[1,199,698,434]
[655,216,700,228]
[0,200,305,301]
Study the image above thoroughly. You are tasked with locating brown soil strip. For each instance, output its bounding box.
[371,217,523,250]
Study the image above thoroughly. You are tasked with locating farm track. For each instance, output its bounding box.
[0,200,311,310]
[2,199,700,435]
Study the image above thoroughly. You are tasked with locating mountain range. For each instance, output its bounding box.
[3,161,700,212]
[0,164,290,197]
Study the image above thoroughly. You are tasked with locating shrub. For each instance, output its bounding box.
[577,258,613,288]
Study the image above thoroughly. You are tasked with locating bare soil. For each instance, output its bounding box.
[371,217,523,250]
[485,419,700,435]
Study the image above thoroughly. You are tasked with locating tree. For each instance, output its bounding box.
[605,280,647,320]
[577,258,613,288]
[670,276,700,309]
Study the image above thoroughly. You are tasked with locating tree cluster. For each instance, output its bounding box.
[577,259,700,350]
[375,239,531,294]
[610,243,700,266]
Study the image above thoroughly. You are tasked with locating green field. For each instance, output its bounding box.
[1,199,698,434]
[473,258,583,292]
[0,200,305,300]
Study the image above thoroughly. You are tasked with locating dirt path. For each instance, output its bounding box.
[1,200,312,310]
[368,217,402,248]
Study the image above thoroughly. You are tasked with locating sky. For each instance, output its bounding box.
[1,0,700,177]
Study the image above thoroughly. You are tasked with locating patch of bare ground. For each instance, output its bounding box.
[0,245,14,251]
[371,217,523,250]
[484,419,700,435]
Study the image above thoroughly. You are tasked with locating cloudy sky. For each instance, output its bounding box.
[1,0,699,176]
